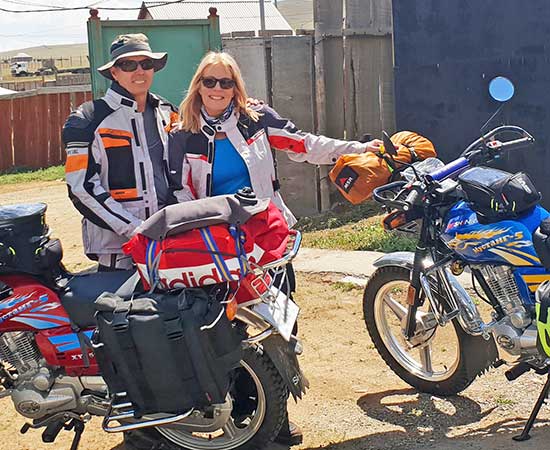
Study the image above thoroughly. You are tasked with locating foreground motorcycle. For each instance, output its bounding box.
[363,77,550,440]
[0,198,306,450]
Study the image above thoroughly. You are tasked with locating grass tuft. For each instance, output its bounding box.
[333,281,364,292]
[299,216,418,252]
[0,166,65,185]
[296,201,418,252]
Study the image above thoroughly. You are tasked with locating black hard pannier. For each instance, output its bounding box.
[458,167,541,221]
[0,203,62,275]
[93,288,242,417]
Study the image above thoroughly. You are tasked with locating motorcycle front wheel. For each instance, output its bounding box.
[124,346,288,450]
[363,266,496,396]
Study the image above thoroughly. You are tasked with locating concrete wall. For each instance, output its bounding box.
[223,37,268,101]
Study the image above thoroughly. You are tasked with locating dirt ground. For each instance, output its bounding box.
[2,181,550,450]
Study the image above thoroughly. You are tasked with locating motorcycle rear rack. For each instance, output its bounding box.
[102,392,194,433]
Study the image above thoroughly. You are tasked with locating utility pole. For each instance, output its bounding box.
[259,0,266,34]
[258,0,271,103]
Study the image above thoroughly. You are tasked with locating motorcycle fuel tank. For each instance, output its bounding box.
[441,201,550,266]
[0,274,99,375]
[0,274,70,332]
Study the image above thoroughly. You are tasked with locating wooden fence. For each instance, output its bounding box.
[0,74,92,93]
[0,86,92,171]
[225,0,394,215]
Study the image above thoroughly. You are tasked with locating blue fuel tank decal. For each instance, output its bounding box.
[47,331,94,352]
[441,203,549,266]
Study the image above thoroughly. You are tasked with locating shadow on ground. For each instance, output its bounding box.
[305,388,550,450]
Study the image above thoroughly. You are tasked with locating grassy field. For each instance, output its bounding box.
[0,43,88,78]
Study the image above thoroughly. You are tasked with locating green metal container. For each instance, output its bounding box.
[87,14,221,105]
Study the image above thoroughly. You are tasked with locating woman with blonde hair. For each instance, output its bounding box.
[169,51,381,226]
[168,51,381,446]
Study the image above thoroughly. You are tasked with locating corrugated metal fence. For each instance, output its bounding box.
[0,86,91,171]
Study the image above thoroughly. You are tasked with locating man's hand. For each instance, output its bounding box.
[365,139,384,152]
[246,97,264,107]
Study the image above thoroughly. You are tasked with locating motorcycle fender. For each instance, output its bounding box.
[261,334,309,401]
[373,251,415,269]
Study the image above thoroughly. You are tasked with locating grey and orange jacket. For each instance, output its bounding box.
[62,82,178,259]
[168,105,368,227]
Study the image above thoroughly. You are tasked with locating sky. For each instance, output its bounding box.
[0,0,292,52]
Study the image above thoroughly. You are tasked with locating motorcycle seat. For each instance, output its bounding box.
[533,219,550,270]
[59,270,136,328]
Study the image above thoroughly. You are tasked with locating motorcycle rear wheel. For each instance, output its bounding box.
[124,346,288,450]
[363,266,496,396]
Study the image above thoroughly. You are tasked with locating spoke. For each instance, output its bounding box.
[222,419,240,440]
[419,344,434,374]
[384,294,408,320]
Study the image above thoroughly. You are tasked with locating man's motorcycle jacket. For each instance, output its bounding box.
[62,82,177,260]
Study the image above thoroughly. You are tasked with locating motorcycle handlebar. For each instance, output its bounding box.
[462,125,534,156]
[372,126,535,211]
[371,181,408,208]
[429,130,534,183]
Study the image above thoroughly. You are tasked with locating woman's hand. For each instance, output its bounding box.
[365,139,384,152]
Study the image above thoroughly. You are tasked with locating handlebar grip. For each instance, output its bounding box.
[499,136,535,152]
[403,189,420,211]
[427,157,469,182]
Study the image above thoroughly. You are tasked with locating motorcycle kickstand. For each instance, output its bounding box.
[513,369,550,441]
[65,418,85,450]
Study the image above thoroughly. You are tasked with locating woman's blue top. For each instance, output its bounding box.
[212,138,252,196]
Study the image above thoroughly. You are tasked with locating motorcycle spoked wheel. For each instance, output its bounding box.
[123,346,288,450]
[363,266,493,396]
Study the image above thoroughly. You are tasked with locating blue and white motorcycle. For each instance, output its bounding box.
[363,77,550,440]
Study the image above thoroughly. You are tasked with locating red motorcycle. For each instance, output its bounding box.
[0,202,306,450]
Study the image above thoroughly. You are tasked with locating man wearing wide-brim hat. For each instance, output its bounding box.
[62,33,179,271]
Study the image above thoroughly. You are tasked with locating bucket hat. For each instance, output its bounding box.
[98,33,167,80]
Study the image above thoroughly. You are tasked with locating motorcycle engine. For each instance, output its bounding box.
[0,332,103,419]
[479,266,537,356]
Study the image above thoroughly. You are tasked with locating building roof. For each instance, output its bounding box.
[0,87,17,96]
[140,0,292,35]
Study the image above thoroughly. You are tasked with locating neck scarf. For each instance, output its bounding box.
[201,100,235,127]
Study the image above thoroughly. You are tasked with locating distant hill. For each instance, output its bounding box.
[277,0,313,30]
[0,43,88,62]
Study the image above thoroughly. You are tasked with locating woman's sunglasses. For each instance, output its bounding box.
[115,58,155,72]
[201,77,236,89]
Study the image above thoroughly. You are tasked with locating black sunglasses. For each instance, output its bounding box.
[201,76,236,89]
[115,58,155,72]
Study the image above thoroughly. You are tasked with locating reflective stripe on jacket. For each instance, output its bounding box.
[62,83,178,258]
[168,105,367,227]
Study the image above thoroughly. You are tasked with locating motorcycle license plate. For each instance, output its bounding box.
[253,288,299,342]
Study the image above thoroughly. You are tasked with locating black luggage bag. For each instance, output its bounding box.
[94,288,243,417]
[0,203,62,275]
[458,167,541,222]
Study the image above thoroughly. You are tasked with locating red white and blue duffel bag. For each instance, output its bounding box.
[122,193,289,303]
